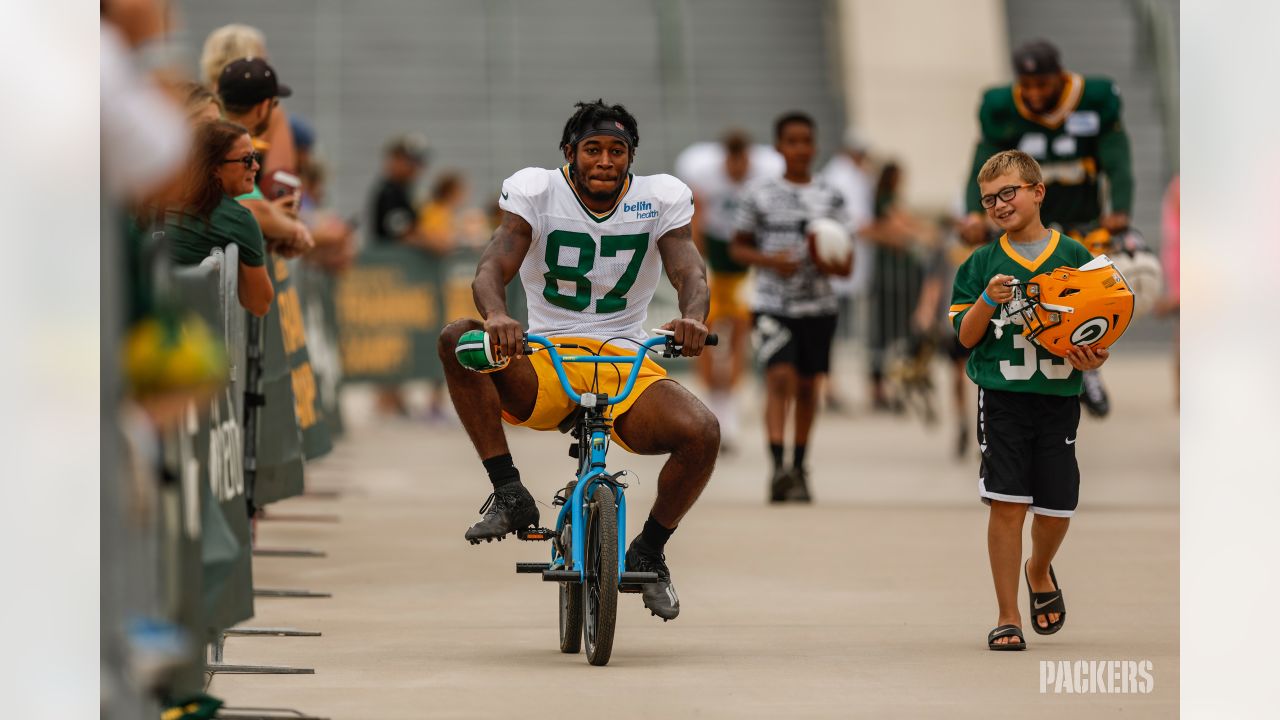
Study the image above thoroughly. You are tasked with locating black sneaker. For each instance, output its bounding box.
[769,467,791,504]
[625,540,680,621]
[464,483,539,544]
[1080,369,1110,418]
[786,467,812,503]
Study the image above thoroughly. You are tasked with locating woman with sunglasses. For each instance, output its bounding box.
[163,120,274,316]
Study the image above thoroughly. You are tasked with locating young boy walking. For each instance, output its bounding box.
[949,150,1110,650]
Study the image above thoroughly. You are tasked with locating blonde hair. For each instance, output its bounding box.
[977,150,1043,186]
[178,81,224,121]
[200,24,267,88]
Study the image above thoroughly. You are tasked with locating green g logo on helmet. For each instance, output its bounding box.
[455,329,510,373]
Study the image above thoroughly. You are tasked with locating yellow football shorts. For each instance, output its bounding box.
[707,271,750,325]
[500,336,670,453]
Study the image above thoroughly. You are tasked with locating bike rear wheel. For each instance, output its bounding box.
[582,483,618,666]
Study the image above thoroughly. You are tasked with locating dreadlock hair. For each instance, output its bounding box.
[559,99,640,153]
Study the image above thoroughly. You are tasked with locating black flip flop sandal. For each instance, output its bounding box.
[1025,561,1066,636]
[987,624,1025,651]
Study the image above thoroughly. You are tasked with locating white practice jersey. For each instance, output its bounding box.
[674,142,783,240]
[498,165,694,344]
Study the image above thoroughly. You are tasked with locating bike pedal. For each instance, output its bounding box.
[618,571,658,592]
[517,528,555,541]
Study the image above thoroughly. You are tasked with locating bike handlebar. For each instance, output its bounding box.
[524,332,716,408]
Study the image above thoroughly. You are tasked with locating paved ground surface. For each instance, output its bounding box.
[212,347,1179,719]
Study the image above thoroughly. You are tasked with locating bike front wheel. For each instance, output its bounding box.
[558,517,583,653]
[582,483,618,666]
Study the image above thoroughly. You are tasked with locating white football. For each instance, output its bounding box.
[808,217,852,265]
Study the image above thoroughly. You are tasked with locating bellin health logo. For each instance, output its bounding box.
[624,200,658,219]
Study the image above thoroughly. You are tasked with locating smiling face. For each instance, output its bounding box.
[214,133,259,196]
[566,135,631,202]
[1016,72,1065,115]
[979,170,1044,233]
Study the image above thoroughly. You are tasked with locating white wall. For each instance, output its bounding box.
[835,0,1009,213]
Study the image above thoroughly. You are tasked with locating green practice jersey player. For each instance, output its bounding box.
[959,39,1133,418]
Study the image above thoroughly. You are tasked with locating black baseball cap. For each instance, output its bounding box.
[218,57,293,107]
[1011,39,1063,76]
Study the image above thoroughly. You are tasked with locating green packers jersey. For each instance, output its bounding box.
[965,73,1133,229]
[704,232,747,274]
[950,230,1094,395]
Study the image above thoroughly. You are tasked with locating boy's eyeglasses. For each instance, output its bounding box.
[222,152,263,169]
[980,183,1035,209]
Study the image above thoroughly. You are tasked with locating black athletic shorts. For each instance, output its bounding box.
[753,312,838,377]
[976,387,1081,517]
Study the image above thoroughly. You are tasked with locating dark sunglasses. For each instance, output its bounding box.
[980,183,1035,209]
[222,151,263,169]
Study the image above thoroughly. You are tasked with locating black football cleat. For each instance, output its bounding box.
[464,483,539,544]
[1080,369,1110,418]
[769,467,791,504]
[785,467,812,503]
[625,540,679,621]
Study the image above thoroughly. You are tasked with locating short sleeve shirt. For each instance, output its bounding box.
[734,176,847,317]
[498,165,695,344]
[164,193,266,267]
[370,178,417,243]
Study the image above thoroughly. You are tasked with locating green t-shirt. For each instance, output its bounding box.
[164,194,266,267]
[704,232,748,274]
[949,230,1094,396]
[236,183,265,201]
[965,74,1133,229]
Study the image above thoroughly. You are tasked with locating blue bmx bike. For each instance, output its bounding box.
[506,331,716,666]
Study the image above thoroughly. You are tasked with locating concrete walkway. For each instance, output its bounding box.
[212,350,1178,719]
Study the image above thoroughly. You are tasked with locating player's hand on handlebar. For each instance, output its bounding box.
[661,318,710,357]
[484,311,525,359]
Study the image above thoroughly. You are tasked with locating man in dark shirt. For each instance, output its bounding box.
[367,133,430,416]
[370,133,429,244]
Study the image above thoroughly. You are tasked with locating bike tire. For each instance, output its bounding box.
[558,519,583,653]
[582,483,618,666]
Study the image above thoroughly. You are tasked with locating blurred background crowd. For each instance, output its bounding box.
[100,0,1179,716]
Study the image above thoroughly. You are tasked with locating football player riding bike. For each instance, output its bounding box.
[437,99,718,621]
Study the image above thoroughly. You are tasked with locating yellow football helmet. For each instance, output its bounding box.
[1001,255,1135,357]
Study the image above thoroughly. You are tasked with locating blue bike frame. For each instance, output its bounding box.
[524,333,670,582]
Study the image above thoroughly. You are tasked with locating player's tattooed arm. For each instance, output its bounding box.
[658,223,709,323]
[657,223,711,355]
[473,210,533,355]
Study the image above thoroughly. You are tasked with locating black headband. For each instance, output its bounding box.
[568,118,634,148]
